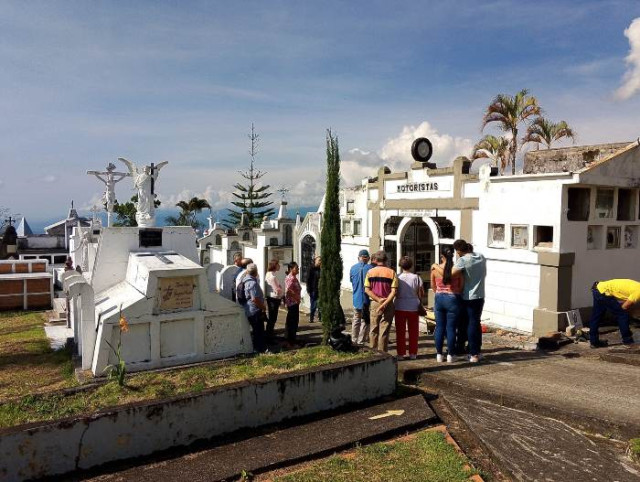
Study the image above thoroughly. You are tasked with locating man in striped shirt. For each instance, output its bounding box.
[364,251,398,352]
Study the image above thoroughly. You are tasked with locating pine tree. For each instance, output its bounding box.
[226,124,275,227]
[319,129,345,342]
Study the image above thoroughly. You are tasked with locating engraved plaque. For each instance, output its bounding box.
[158,276,195,311]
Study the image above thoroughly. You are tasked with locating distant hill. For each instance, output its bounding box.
[22,205,319,235]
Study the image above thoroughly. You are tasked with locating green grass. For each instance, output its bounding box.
[0,311,76,400]
[630,438,640,460]
[0,345,367,429]
[273,430,476,482]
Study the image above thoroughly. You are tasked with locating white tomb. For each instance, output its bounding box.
[63,161,252,376]
[66,226,253,376]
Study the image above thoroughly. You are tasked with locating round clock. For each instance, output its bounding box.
[411,137,434,164]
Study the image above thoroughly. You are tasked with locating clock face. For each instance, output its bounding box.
[411,137,434,163]
[417,140,431,157]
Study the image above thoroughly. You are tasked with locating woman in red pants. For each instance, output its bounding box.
[394,256,424,359]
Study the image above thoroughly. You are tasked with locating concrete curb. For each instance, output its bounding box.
[0,353,397,481]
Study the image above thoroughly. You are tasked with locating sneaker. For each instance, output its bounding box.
[410,354,417,360]
[590,340,609,349]
[468,355,480,363]
[436,354,444,363]
[446,354,455,363]
[402,354,410,360]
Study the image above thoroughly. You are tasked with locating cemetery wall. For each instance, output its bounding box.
[0,353,396,481]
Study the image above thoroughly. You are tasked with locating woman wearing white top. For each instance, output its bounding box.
[265,259,283,340]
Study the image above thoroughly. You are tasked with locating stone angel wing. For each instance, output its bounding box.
[118,157,138,178]
[154,161,169,174]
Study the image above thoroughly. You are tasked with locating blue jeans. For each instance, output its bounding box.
[247,312,267,353]
[459,298,484,356]
[434,293,460,355]
[589,288,634,345]
[310,293,321,322]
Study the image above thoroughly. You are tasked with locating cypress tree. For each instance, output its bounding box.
[319,129,345,342]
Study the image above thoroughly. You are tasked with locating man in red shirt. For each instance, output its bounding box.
[364,251,398,352]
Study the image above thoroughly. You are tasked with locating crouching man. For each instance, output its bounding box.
[589,279,639,348]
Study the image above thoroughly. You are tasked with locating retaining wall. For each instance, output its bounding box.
[0,352,396,481]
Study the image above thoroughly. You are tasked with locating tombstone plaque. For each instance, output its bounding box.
[139,228,163,247]
[157,276,195,311]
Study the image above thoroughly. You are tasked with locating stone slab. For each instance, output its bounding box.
[80,395,436,481]
[415,352,640,439]
[44,324,73,350]
[445,394,640,481]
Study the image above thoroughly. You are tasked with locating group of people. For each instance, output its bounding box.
[349,239,487,363]
[230,253,319,353]
[228,241,638,358]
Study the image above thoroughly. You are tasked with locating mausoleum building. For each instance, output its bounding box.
[294,140,640,336]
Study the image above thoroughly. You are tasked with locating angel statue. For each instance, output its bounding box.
[118,157,169,227]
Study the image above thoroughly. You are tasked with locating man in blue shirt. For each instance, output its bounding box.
[242,263,267,353]
[432,239,486,362]
[451,239,486,362]
[350,249,374,345]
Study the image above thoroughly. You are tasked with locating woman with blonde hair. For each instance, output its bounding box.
[264,259,283,340]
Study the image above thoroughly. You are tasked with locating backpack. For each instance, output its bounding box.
[236,276,249,306]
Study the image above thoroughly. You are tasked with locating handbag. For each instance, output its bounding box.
[418,304,427,316]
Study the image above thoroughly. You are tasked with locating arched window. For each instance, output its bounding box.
[300,235,316,283]
[284,225,293,245]
[215,234,222,245]
[242,232,250,241]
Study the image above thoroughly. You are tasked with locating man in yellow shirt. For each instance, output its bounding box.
[589,279,639,348]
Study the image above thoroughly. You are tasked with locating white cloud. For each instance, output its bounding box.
[158,186,235,211]
[341,121,473,186]
[42,174,57,183]
[614,17,640,100]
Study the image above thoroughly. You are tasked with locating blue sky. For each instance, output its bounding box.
[1,1,639,226]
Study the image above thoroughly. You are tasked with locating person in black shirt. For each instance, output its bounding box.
[307,256,321,323]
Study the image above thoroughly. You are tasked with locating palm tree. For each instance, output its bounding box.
[472,135,511,175]
[482,89,541,175]
[166,197,211,229]
[522,117,577,150]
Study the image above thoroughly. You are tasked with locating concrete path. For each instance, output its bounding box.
[446,394,640,481]
[405,348,640,439]
[78,395,436,482]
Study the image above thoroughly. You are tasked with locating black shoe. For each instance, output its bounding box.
[590,340,609,349]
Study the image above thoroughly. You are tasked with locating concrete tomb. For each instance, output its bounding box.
[64,162,252,376]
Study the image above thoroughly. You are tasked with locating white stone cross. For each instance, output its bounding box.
[87,163,131,227]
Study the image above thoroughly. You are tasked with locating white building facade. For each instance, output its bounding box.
[294,141,640,336]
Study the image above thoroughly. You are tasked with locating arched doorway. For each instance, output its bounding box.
[400,219,435,294]
[300,234,316,283]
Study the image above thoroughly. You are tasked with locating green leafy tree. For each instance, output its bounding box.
[472,135,511,175]
[165,197,211,229]
[112,195,161,227]
[226,124,275,227]
[522,117,577,150]
[319,130,345,343]
[482,89,541,175]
